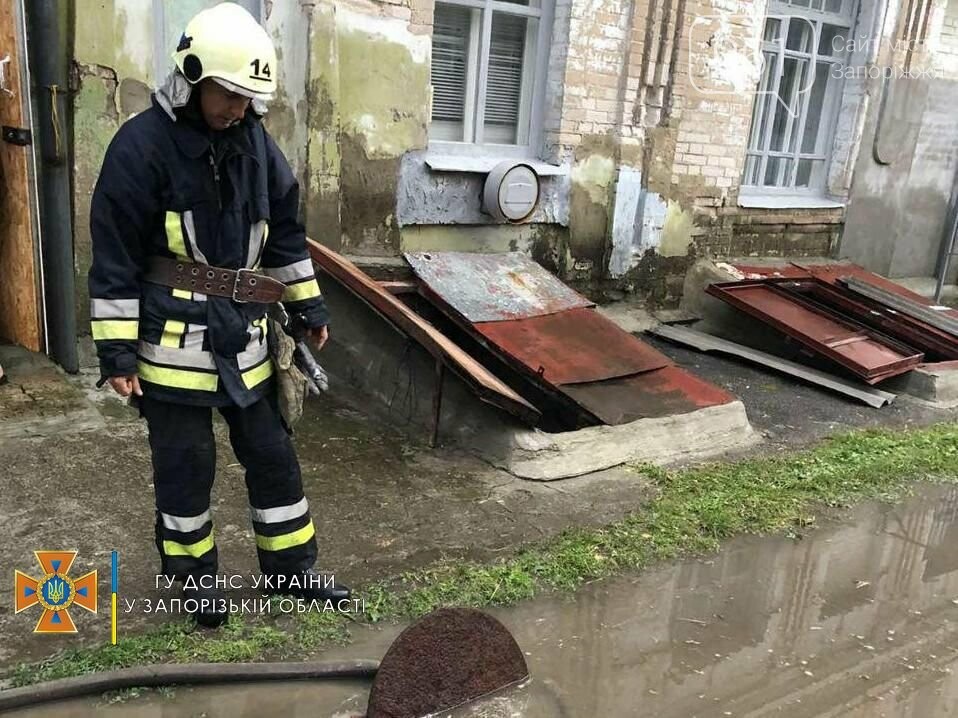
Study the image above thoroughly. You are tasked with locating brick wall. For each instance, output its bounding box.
[334,0,949,294]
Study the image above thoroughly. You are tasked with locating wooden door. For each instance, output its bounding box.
[0,0,40,351]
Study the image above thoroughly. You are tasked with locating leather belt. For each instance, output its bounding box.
[144,256,285,303]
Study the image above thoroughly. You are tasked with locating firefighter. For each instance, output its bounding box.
[88,2,349,628]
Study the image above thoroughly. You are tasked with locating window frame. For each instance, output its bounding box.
[741,0,858,198]
[428,0,555,160]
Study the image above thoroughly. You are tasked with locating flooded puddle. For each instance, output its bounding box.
[10,484,958,717]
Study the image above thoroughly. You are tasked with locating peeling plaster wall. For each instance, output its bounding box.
[263,0,311,182]
[396,152,569,226]
[66,0,958,336]
[319,3,431,256]
[305,1,342,249]
[72,0,154,337]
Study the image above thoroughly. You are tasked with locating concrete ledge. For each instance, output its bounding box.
[886,363,958,408]
[474,400,757,481]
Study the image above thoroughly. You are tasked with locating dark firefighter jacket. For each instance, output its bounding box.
[88,93,328,408]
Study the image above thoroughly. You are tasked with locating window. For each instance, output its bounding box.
[742,0,855,194]
[153,0,262,82]
[429,0,553,151]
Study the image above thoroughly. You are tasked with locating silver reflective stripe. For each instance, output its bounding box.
[90,298,139,319]
[250,497,309,524]
[161,509,211,533]
[193,292,207,303]
[262,259,314,284]
[247,220,267,269]
[184,324,206,350]
[237,337,268,370]
[183,211,208,264]
[138,341,217,370]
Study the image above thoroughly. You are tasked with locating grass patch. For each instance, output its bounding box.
[8,422,958,688]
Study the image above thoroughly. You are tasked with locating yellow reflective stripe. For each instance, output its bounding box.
[160,320,186,348]
[92,320,139,341]
[163,533,215,558]
[255,521,315,552]
[138,361,219,392]
[283,279,321,303]
[165,211,187,258]
[242,359,274,389]
[172,288,192,300]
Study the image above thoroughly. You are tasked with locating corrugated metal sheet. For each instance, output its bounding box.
[473,307,671,385]
[707,281,923,383]
[403,251,594,323]
[651,323,896,408]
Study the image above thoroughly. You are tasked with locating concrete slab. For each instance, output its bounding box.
[885,362,958,408]
[0,345,104,440]
[474,401,756,481]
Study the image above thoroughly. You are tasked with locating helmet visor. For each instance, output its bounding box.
[211,76,273,103]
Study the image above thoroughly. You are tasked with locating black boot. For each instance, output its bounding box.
[265,568,351,602]
[182,583,229,628]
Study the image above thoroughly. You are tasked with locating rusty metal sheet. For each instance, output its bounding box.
[799,263,958,317]
[707,281,923,383]
[473,307,671,385]
[560,366,736,424]
[793,279,958,361]
[307,240,541,425]
[733,261,958,321]
[404,251,594,323]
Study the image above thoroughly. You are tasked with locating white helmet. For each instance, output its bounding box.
[172,2,277,102]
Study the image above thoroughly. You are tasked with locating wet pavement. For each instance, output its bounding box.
[645,334,958,452]
[0,366,654,669]
[11,483,958,717]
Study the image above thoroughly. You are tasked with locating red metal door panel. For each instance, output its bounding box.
[707,281,923,383]
[473,307,671,386]
[404,250,737,425]
[560,366,736,425]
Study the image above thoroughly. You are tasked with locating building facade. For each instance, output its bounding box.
[4,0,958,365]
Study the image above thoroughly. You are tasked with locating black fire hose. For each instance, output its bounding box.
[0,660,380,713]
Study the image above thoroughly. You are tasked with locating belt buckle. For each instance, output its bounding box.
[233,268,254,303]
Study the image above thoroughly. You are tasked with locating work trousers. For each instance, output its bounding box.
[139,393,317,582]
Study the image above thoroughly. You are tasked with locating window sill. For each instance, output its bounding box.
[424,152,567,177]
[738,192,846,210]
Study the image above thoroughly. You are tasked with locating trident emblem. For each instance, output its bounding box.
[15,551,97,633]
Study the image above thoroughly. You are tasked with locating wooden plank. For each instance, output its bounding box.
[0,0,40,351]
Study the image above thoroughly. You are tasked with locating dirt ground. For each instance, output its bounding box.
[1,335,956,672]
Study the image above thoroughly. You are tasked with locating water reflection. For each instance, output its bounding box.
[9,486,958,717]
